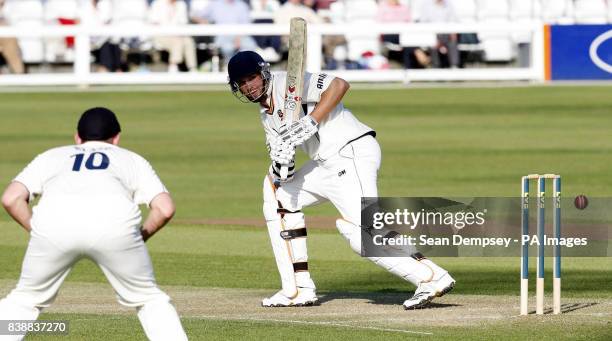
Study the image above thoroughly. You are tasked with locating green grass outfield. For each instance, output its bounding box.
[0,85,611,340]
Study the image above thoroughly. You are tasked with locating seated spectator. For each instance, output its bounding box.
[275,0,345,69]
[192,0,258,64]
[274,0,322,24]
[311,0,336,10]
[376,0,430,69]
[44,0,80,62]
[250,0,282,62]
[303,0,316,10]
[111,0,154,72]
[420,0,460,68]
[251,0,281,13]
[81,0,123,72]
[0,0,24,74]
[149,0,197,72]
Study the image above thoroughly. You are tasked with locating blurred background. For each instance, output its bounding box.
[0,0,610,85]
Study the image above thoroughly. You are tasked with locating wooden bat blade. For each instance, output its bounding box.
[284,17,307,123]
[280,17,307,181]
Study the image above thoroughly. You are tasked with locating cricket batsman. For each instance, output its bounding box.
[0,108,188,341]
[227,51,456,309]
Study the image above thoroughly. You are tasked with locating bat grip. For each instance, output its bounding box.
[280,165,289,180]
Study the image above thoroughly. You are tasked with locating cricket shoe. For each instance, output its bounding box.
[403,273,455,310]
[261,288,319,307]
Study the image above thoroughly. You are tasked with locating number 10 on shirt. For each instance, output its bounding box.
[71,152,109,171]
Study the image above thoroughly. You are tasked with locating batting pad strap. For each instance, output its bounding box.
[280,228,307,240]
[277,208,301,214]
[411,252,427,261]
[293,262,309,272]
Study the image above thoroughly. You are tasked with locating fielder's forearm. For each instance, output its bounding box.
[1,182,32,233]
[141,209,168,242]
[3,201,32,232]
[309,78,350,123]
[141,192,175,242]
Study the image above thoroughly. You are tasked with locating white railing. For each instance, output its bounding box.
[0,22,545,86]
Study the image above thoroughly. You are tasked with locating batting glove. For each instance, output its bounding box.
[279,115,318,147]
[268,139,295,164]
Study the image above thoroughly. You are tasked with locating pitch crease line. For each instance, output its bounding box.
[195,315,434,335]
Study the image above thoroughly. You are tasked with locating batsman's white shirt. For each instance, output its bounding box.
[261,71,373,162]
[16,141,166,234]
[261,72,381,226]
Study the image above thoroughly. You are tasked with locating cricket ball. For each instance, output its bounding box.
[574,195,588,210]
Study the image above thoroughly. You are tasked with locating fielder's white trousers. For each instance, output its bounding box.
[0,224,187,341]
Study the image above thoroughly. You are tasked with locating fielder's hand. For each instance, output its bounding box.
[279,115,318,147]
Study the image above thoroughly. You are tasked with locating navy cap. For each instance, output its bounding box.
[77,107,121,141]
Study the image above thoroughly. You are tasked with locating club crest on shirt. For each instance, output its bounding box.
[277,109,284,120]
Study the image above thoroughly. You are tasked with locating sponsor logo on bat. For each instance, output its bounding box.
[285,100,297,110]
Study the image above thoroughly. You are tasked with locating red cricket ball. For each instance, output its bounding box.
[574,195,588,210]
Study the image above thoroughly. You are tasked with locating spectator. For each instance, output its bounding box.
[44,0,80,62]
[192,0,258,63]
[303,0,316,10]
[312,0,336,10]
[274,0,322,25]
[81,0,123,72]
[420,0,459,68]
[274,0,345,69]
[251,0,281,13]
[109,0,154,72]
[149,0,197,72]
[250,0,282,62]
[376,0,430,69]
[0,0,25,74]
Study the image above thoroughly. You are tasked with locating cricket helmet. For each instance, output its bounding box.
[227,51,271,103]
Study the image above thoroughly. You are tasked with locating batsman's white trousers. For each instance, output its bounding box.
[277,134,380,222]
[0,223,187,341]
[272,135,448,287]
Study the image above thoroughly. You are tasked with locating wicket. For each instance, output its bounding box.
[520,174,561,315]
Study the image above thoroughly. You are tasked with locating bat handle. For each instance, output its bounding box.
[280,165,289,180]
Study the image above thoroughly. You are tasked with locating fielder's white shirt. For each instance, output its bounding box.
[14,141,167,230]
[261,71,373,161]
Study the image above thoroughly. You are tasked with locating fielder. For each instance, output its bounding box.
[0,108,188,341]
[227,51,456,309]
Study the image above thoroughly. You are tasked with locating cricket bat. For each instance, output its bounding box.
[280,17,307,180]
